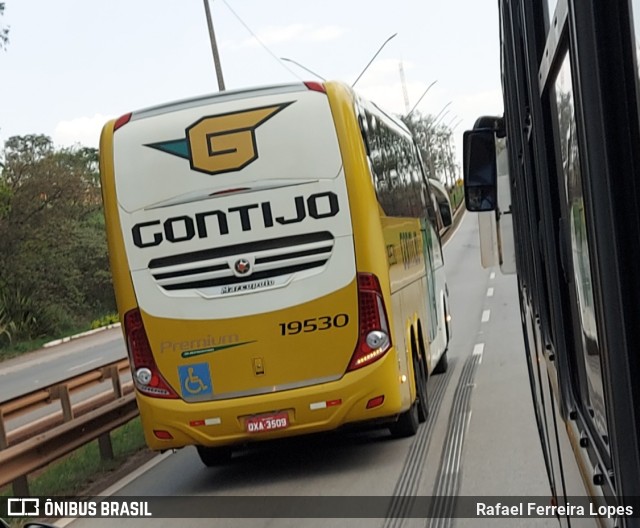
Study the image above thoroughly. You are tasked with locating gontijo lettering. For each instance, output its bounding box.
[132,192,340,248]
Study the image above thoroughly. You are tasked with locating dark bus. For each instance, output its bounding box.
[464,1,640,526]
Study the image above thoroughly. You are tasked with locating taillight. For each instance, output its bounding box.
[114,112,132,131]
[347,273,392,371]
[304,81,326,93]
[124,308,178,399]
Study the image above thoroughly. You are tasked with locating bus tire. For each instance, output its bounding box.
[433,350,448,374]
[389,353,425,437]
[389,401,419,438]
[415,353,429,423]
[196,445,232,467]
[413,325,430,422]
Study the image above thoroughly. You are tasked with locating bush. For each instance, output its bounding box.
[90,313,120,329]
[0,288,42,345]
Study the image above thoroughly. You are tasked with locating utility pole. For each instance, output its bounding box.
[203,0,226,91]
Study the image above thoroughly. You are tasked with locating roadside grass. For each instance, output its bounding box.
[0,337,53,362]
[450,185,465,210]
[1,417,148,501]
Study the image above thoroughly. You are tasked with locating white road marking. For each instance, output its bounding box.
[481,310,491,323]
[56,451,174,527]
[487,287,494,297]
[490,272,496,280]
[99,450,174,497]
[473,343,485,363]
[68,358,103,372]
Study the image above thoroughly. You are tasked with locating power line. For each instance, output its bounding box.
[219,0,303,81]
[280,58,326,81]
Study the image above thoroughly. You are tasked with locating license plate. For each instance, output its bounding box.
[245,411,289,433]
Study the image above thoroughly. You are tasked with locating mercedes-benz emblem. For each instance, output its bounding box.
[234,258,251,275]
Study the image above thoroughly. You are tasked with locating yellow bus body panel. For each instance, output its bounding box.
[99,119,138,316]
[142,281,358,398]
[138,347,403,449]
[325,82,422,408]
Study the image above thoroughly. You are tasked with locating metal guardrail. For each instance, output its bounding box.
[0,359,138,496]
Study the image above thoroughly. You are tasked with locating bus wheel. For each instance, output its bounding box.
[433,350,448,374]
[389,400,419,438]
[196,445,232,467]
[415,354,429,423]
[389,354,424,437]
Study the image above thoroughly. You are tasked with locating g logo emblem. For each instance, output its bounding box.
[146,102,293,175]
[234,259,251,275]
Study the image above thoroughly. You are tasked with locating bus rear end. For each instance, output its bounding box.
[100,82,407,453]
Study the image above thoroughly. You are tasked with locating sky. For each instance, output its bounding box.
[0,0,504,165]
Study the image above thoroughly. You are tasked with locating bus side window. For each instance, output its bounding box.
[552,52,611,460]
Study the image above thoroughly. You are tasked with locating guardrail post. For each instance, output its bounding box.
[99,364,118,460]
[98,433,114,461]
[49,385,74,421]
[12,475,29,497]
[109,366,123,398]
[0,408,7,449]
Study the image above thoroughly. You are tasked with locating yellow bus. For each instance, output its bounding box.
[99,81,453,466]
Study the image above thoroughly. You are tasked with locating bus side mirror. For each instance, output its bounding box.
[428,178,453,228]
[438,200,453,228]
[463,128,497,212]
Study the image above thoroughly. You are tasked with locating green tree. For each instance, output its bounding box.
[401,112,458,188]
[0,135,115,343]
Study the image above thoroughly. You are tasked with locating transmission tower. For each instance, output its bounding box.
[399,61,410,115]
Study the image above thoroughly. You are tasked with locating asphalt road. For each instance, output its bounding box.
[34,212,559,528]
[0,326,128,432]
[0,326,127,403]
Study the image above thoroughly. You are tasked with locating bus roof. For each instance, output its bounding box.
[129,82,311,122]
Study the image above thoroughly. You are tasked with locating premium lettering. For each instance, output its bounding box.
[160,334,240,353]
[132,192,339,248]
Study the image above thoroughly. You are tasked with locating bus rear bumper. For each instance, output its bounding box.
[136,353,409,450]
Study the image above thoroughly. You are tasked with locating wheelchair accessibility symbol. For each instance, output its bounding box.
[178,363,213,397]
